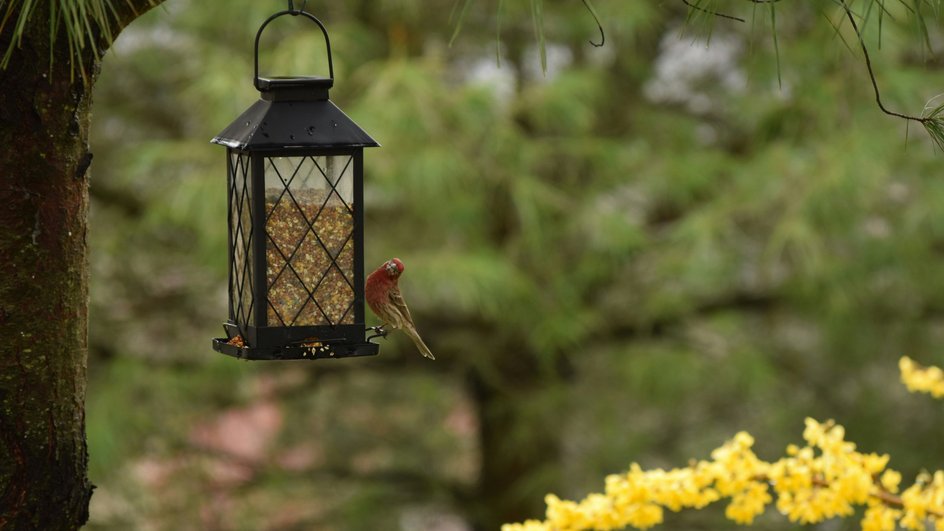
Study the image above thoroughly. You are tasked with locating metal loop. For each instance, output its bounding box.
[254,5,333,90]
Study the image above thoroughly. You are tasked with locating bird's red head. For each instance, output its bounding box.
[383,258,404,278]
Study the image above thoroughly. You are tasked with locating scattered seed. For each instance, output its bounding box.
[226,335,245,348]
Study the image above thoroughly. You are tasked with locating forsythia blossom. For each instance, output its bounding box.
[900,356,944,398]
[502,419,944,531]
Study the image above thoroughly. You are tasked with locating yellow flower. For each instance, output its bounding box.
[900,356,944,398]
[881,470,902,493]
[505,419,943,531]
[802,417,827,446]
[502,521,549,531]
[862,505,900,531]
[726,483,772,524]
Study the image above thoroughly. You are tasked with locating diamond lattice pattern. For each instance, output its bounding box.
[264,155,355,327]
[229,152,254,331]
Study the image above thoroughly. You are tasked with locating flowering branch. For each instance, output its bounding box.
[503,360,944,530]
[503,418,944,531]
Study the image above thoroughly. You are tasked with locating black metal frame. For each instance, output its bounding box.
[253,8,334,92]
[211,6,379,361]
[227,150,254,342]
[214,147,376,360]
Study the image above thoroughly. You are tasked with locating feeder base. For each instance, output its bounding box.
[212,338,379,360]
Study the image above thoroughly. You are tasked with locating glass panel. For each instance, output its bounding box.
[264,155,355,326]
[229,152,253,329]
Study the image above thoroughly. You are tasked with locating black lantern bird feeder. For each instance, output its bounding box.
[211,4,380,360]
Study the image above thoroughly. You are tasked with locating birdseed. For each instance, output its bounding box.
[265,188,355,326]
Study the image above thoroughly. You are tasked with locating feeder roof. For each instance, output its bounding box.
[212,82,379,150]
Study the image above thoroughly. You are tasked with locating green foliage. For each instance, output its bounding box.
[922,96,944,151]
[84,1,944,529]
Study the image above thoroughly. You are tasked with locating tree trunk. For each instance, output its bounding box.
[468,357,564,530]
[0,2,161,528]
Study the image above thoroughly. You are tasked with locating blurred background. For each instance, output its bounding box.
[85,1,944,529]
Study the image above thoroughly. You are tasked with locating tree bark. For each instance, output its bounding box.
[0,1,161,528]
[467,351,564,530]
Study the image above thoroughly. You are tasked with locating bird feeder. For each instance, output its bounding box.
[211,4,380,360]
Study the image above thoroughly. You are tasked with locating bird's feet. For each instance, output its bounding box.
[367,326,388,341]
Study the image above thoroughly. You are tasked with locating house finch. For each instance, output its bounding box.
[365,258,435,360]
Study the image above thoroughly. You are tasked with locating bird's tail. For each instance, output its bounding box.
[402,325,435,360]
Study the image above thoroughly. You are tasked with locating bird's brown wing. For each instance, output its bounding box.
[386,286,415,329]
[388,286,434,360]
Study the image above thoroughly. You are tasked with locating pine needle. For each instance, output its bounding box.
[531,0,546,75]
[922,96,944,152]
[448,0,472,48]
[0,0,157,81]
[770,3,782,89]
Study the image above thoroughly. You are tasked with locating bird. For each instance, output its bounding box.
[365,258,435,360]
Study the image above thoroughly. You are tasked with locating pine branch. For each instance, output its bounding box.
[680,0,944,152]
[838,0,944,151]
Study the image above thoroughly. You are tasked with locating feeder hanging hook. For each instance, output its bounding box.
[287,0,308,14]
